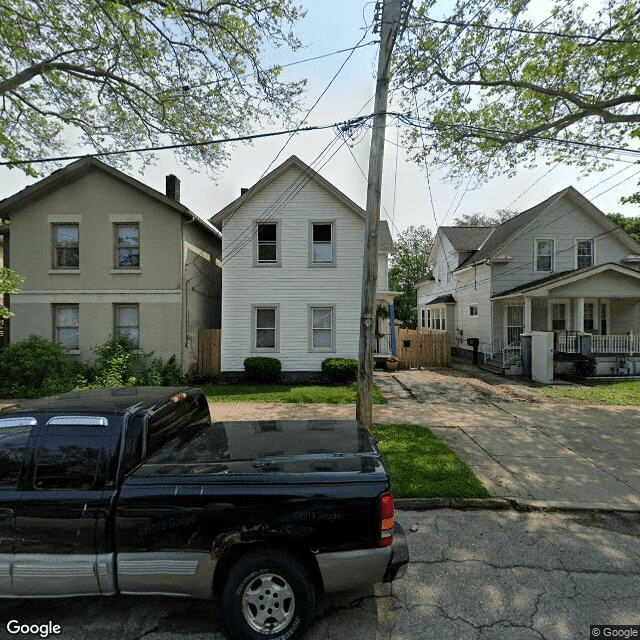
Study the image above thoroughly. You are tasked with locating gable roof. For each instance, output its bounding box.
[455,186,640,270]
[439,226,493,252]
[209,154,394,253]
[0,156,220,239]
[210,155,365,226]
[492,262,640,299]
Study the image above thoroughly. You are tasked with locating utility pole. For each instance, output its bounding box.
[356,0,407,429]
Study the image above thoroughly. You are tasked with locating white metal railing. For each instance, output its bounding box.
[591,334,640,355]
[483,337,502,362]
[503,342,522,368]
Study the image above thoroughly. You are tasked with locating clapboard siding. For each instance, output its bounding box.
[220,166,365,372]
[491,193,625,295]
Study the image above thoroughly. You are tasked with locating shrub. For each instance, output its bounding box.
[573,355,597,378]
[244,356,282,382]
[0,335,84,397]
[321,357,358,383]
[89,334,137,388]
[140,355,185,386]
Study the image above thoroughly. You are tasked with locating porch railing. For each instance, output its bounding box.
[592,334,640,355]
[555,331,582,354]
[482,337,502,362]
[503,342,522,368]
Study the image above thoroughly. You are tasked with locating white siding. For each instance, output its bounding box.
[453,264,493,352]
[491,193,629,295]
[220,167,365,373]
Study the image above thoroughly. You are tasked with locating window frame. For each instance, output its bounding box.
[576,238,594,269]
[535,238,554,273]
[114,222,141,270]
[308,304,336,353]
[114,303,140,349]
[51,223,79,270]
[308,220,336,268]
[427,305,446,331]
[251,304,280,352]
[469,304,479,318]
[254,221,281,267]
[551,303,566,331]
[53,303,79,351]
[584,302,595,333]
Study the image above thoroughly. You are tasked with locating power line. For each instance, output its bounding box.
[418,15,640,45]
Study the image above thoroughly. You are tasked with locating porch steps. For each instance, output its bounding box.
[478,355,504,376]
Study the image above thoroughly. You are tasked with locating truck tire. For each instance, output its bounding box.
[222,548,315,640]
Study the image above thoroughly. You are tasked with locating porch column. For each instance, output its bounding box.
[575,297,584,332]
[524,297,532,333]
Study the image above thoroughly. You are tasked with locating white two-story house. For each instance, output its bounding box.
[209,155,396,376]
[416,186,640,375]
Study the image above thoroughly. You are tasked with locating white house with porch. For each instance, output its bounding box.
[209,155,398,376]
[416,186,640,376]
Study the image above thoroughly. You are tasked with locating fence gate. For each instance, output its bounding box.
[197,329,221,377]
[397,329,451,368]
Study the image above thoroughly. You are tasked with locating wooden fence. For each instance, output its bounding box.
[396,328,451,368]
[196,328,221,377]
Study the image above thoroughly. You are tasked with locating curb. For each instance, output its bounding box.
[395,497,512,511]
[395,497,640,513]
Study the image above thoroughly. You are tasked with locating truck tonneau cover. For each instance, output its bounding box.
[129,419,387,481]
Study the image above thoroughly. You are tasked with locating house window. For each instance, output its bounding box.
[257,223,278,264]
[54,304,79,350]
[254,306,278,350]
[536,239,554,272]
[421,309,426,328]
[584,303,594,333]
[552,303,566,331]
[115,223,140,269]
[428,306,446,331]
[311,223,334,265]
[310,306,334,351]
[115,304,139,348]
[52,224,79,269]
[469,304,479,318]
[577,240,593,269]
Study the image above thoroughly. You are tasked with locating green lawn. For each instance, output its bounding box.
[540,379,640,405]
[203,383,388,404]
[372,424,490,499]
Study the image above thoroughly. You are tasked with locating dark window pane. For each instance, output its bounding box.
[258,224,277,241]
[256,328,276,348]
[258,244,277,262]
[0,425,32,487]
[34,425,103,490]
[313,224,331,242]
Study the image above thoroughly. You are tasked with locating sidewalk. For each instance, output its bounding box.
[210,372,640,512]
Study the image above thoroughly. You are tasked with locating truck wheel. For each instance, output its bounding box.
[222,549,314,640]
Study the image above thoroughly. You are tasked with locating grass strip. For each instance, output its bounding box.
[373,423,490,499]
[540,380,640,405]
[204,383,388,404]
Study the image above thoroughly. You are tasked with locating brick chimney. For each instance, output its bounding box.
[241,187,249,196]
[166,174,181,202]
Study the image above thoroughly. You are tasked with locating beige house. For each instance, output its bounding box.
[210,155,397,375]
[0,157,221,372]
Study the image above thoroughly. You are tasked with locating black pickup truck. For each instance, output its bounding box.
[0,387,408,640]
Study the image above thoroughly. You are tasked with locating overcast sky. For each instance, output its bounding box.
[0,0,638,235]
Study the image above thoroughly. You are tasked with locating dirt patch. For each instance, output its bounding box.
[392,360,565,404]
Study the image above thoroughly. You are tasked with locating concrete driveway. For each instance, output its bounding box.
[210,367,640,511]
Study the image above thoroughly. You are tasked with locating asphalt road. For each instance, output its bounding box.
[1,509,638,640]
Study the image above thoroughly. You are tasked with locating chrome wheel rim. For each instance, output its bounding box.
[241,572,295,634]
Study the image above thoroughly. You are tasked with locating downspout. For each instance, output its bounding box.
[181,213,196,373]
[389,302,397,356]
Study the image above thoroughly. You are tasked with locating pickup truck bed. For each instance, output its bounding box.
[0,387,408,640]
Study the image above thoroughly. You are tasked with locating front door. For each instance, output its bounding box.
[506,306,524,345]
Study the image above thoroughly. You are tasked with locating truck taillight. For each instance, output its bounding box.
[379,492,394,547]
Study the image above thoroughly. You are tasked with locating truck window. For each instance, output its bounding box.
[0,419,36,487]
[33,422,105,491]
